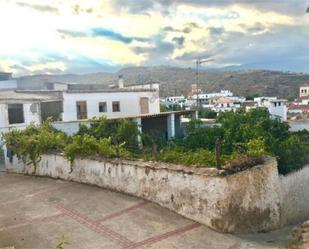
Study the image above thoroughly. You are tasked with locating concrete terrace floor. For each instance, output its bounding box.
[0,173,294,249]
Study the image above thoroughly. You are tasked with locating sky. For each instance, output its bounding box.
[0,0,309,76]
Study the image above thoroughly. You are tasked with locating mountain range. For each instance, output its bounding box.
[17,66,309,99]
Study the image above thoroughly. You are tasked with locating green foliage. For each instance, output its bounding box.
[245,93,260,100]
[245,138,268,157]
[64,135,130,164]
[216,108,309,174]
[198,108,217,119]
[273,135,309,174]
[2,120,67,173]
[77,117,140,153]
[158,147,216,167]
[53,235,69,249]
[3,109,308,175]
[64,134,99,163]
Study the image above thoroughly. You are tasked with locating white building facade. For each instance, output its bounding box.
[62,89,160,122]
[268,99,288,121]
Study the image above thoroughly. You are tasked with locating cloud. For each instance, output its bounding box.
[172,36,185,46]
[57,29,88,38]
[91,28,149,43]
[16,2,59,14]
[58,28,149,44]
[1,0,309,75]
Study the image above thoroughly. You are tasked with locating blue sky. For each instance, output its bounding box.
[0,0,309,76]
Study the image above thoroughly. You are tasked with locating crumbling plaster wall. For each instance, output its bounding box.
[6,155,282,234]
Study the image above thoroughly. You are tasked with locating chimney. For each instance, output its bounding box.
[118,75,124,88]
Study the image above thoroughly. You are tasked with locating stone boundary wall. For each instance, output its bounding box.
[6,155,282,234]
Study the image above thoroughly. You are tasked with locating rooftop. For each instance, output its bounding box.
[66,88,157,93]
[269,99,288,103]
[0,90,62,102]
[289,104,309,111]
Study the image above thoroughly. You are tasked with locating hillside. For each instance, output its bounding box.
[17,66,309,99]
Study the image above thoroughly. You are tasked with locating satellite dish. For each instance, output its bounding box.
[30,103,39,113]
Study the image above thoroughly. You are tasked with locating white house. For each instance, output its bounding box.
[213,97,235,112]
[268,99,288,121]
[0,90,63,132]
[165,95,186,104]
[62,88,160,121]
[254,97,278,107]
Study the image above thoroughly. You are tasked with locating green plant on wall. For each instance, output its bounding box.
[2,119,67,173]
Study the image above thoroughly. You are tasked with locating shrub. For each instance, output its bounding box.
[245,138,268,158]
[198,108,217,119]
[77,117,140,153]
[158,147,216,167]
[274,135,309,175]
[64,134,99,164]
[64,135,131,164]
[2,120,67,172]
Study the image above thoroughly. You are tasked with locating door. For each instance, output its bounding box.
[76,101,88,119]
[140,97,149,114]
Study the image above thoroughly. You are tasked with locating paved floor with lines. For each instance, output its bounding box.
[0,173,294,249]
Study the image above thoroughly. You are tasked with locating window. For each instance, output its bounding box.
[99,102,107,113]
[8,104,24,124]
[76,101,87,119]
[112,101,120,112]
[140,97,149,114]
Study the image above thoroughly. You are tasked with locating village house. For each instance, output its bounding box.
[0,90,63,132]
[0,74,195,161]
[288,85,309,118]
[254,97,287,121]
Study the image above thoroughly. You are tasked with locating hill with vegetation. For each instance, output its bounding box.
[17,66,309,99]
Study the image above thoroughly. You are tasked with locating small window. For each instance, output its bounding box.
[99,102,107,113]
[112,101,120,112]
[8,104,24,124]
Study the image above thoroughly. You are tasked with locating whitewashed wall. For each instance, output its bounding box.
[6,155,282,234]
[268,104,287,121]
[280,164,309,225]
[62,91,160,121]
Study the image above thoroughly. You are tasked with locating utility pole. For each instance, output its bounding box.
[195,58,214,108]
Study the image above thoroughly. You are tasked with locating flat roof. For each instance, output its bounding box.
[66,88,157,93]
[111,110,195,119]
[269,99,288,102]
[53,110,196,124]
[0,90,62,102]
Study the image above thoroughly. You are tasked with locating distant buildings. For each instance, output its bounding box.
[288,84,309,118]
[254,97,288,121]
